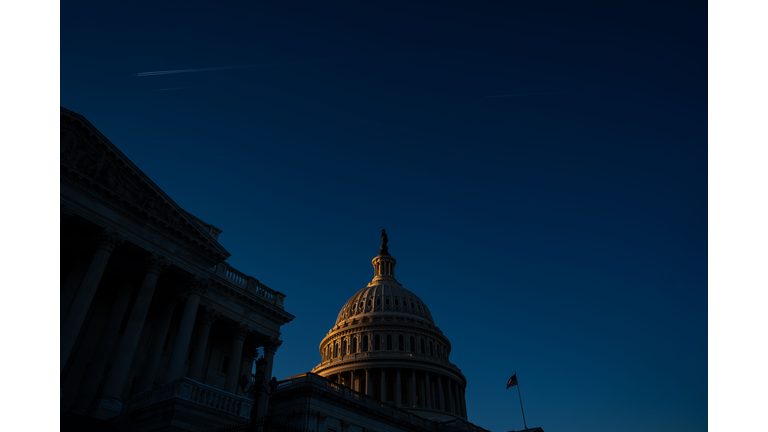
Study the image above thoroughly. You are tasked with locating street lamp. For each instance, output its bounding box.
[239,356,278,430]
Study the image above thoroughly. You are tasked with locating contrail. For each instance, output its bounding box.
[157,86,197,91]
[136,56,384,76]
[135,49,511,77]
[486,91,566,98]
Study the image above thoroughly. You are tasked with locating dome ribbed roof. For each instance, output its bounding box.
[335,283,434,326]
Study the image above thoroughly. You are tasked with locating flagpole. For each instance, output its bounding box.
[515,371,527,430]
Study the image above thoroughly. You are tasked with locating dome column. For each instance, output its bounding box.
[365,368,371,396]
[448,379,456,413]
[395,368,402,406]
[380,368,386,401]
[410,370,417,407]
[425,372,431,408]
[437,374,445,411]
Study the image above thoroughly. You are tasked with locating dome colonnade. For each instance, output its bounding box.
[311,231,468,421]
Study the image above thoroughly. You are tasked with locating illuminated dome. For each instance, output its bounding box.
[335,284,435,326]
[312,230,468,422]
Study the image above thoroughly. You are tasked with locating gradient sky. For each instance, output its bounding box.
[60,2,707,432]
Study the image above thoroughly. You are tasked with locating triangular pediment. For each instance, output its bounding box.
[60,107,231,263]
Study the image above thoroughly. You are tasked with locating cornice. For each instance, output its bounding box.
[60,109,230,264]
[207,277,295,326]
[311,357,467,385]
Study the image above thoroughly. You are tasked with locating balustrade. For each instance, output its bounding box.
[208,262,286,308]
[128,378,252,419]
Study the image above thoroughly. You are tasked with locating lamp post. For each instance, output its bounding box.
[239,356,278,431]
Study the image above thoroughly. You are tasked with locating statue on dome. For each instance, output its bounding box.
[380,229,389,255]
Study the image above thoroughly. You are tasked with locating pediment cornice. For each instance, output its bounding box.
[60,107,230,264]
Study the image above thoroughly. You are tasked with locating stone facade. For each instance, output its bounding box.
[60,107,295,431]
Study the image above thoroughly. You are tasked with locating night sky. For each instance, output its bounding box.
[58,2,706,432]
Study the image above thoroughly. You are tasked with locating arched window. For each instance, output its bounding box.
[398,335,404,351]
[342,339,347,356]
[429,341,434,356]
[387,334,393,350]
[363,335,369,351]
[420,338,425,354]
[334,343,338,358]
[375,334,381,351]
[409,336,415,353]
[352,336,357,353]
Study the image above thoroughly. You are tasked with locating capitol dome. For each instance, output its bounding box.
[311,231,468,422]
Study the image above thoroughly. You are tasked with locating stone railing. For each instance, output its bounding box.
[211,262,285,309]
[273,373,438,432]
[436,419,492,432]
[128,377,252,419]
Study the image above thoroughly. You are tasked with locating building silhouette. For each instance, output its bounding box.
[60,107,541,432]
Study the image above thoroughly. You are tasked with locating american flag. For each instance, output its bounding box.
[506,374,518,389]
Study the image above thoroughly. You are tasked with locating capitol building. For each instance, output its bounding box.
[59,107,540,432]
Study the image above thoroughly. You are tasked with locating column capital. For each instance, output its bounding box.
[263,337,282,354]
[61,204,74,225]
[199,306,219,326]
[188,275,211,296]
[97,230,124,253]
[233,322,250,340]
[145,253,170,274]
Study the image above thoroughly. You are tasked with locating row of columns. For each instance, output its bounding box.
[60,227,280,415]
[324,332,447,361]
[329,367,467,418]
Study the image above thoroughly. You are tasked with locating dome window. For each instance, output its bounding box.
[376,298,380,306]
[398,335,404,351]
[367,300,371,307]
[410,302,414,309]
[375,334,381,351]
[394,298,399,306]
[409,336,415,353]
[360,301,364,309]
[386,298,390,305]
[387,334,393,350]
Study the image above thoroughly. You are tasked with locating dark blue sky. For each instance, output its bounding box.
[60,2,706,431]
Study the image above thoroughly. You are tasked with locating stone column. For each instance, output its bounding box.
[410,370,417,407]
[395,368,402,406]
[418,376,426,408]
[224,323,249,393]
[380,368,386,401]
[257,338,280,416]
[61,230,123,373]
[61,294,112,410]
[437,375,445,411]
[72,281,134,409]
[60,259,88,323]
[135,294,179,392]
[165,278,207,382]
[425,372,431,408]
[365,368,371,396]
[188,307,218,382]
[95,253,167,417]
[350,370,356,391]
